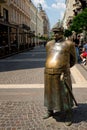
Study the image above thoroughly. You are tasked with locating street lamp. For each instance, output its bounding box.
[35,3,40,46]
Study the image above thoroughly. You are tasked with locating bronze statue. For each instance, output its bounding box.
[44,22,77,126]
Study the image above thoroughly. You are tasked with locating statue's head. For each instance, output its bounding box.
[52,21,64,41]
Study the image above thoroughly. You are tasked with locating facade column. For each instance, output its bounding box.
[8,26,10,53]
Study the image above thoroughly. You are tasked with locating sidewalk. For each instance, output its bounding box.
[0,87,87,130]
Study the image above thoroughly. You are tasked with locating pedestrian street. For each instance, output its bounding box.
[0,45,87,130]
[0,45,87,87]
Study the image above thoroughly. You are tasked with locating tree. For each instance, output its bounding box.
[64,29,72,37]
[70,8,87,33]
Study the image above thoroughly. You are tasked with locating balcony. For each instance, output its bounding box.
[73,1,82,10]
[78,0,87,8]
[0,0,6,3]
[67,16,73,27]
[19,24,30,31]
[73,1,82,15]
[0,16,4,21]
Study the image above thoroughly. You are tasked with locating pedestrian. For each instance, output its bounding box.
[80,41,87,65]
[73,34,80,63]
[44,41,46,47]
[44,22,77,126]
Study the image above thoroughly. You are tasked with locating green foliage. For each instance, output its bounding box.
[64,29,72,37]
[39,36,49,40]
[70,8,87,33]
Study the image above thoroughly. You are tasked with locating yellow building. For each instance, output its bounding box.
[0,0,31,26]
[0,0,48,57]
[38,3,50,39]
[29,1,43,45]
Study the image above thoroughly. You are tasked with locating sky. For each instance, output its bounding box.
[32,0,66,29]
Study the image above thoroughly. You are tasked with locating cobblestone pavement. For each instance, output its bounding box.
[0,45,87,130]
[0,88,87,130]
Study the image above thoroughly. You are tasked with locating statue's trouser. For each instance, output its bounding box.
[44,68,73,112]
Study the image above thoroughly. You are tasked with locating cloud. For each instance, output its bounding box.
[52,2,66,10]
[32,0,48,9]
[55,0,65,3]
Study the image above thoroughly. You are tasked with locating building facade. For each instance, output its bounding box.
[63,0,74,29]
[0,0,48,57]
[63,0,87,29]
[38,3,50,39]
[29,1,44,45]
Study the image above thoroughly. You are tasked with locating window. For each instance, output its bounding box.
[3,8,8,22]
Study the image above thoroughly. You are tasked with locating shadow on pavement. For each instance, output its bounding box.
[73,103,87,123]
[0,61,45,72]
[0,46,46,72]
[53,103,87,123]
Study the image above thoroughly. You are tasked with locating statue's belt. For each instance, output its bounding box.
[45,68,70,75]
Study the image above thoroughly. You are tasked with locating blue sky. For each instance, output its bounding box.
[32,0,66,29]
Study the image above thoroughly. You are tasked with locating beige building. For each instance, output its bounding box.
[0,0,43,57]
[63,0,74,29]
[38,3,50,39]
[63,0,87,29]
[0,0,31,26]
[0,0,35,50]
[37,12,43,37]
[0,0,50,38]
[30,1,43,37]
[29,1,44,45]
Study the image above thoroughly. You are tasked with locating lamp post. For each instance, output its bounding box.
[35,3,42,46]
[36,9,38,46]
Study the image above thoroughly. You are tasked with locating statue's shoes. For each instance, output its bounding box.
[64,112,73,126]
[43,110,53,119]
[65,119,72,126]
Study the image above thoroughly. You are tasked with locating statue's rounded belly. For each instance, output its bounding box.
[46,60,60,68]
[45,53,68,68]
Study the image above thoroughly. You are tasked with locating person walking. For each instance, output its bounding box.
[44,22,77,126]
[80,41,87,65]
[73,34,80,63]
